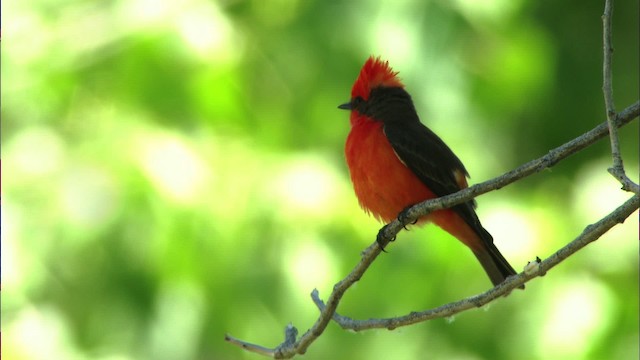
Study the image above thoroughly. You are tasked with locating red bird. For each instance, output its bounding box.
[339,57,518,286]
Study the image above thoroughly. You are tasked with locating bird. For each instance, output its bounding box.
[339,56,519,287]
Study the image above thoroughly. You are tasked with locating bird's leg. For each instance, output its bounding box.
[398,205,418,230]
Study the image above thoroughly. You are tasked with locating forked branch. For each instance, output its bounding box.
[602,0,639,193]
[225,104,638,358]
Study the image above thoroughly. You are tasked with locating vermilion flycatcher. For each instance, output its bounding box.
[339,57,518,286]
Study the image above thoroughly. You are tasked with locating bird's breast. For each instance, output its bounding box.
[345,117,437,223]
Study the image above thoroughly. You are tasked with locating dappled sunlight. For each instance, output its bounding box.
[117,0,183,27]
[283,233,339,300]
[1,206,27,293]
[6,127,66,178]
[537,278,615,359]
[4,306,82,360]
[266,155,344,221]
[453,0,524,24]
[60,165,121,231]
[481,203,540,264]
[175,2,243,63]
[572,159,639,273]
[136,133,212,205]
[372,21,416,69]
[573,158,639,220]
[146,282,206,360]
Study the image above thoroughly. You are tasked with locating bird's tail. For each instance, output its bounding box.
[429,208,522,289]
[472,227,522,289]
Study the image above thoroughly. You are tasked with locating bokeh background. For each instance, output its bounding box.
[2,0,639,359]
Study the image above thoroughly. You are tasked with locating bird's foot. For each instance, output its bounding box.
[398,205,418,230]
[376,224,396,252]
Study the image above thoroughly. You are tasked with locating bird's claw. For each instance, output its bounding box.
[398,205,418,229]
[376,225,396,252]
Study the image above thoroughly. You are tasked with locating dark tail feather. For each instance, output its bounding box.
[472,228,523,289]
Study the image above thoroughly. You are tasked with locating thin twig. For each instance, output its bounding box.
[602,0,616,116]
[224,105,638,358]
[602,0,640,194]
[224,323,298,357]
[313,195,639,331]
[224,334,277,357]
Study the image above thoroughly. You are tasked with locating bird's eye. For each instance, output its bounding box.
[352,96,364,107]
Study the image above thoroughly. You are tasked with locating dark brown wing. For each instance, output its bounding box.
[382,121,480,228]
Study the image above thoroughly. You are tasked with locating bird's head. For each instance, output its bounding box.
[339,57,412,124]
[339,57,404,112]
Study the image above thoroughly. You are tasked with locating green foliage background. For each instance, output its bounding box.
[2,1,638,359]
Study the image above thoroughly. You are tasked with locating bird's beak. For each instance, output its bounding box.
[338,101,352,110]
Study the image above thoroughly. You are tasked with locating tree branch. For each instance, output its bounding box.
[602,0,640,194]
[224,104,638,358]
[312,195,639,331]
